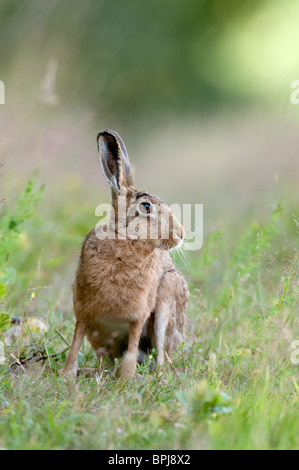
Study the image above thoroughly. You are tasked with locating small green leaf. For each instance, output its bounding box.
[0,282,7,299]
[0,313,10,330]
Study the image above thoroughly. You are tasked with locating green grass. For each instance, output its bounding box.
[0,181,298,450]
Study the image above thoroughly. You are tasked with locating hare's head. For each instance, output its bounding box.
[97,130,184,250]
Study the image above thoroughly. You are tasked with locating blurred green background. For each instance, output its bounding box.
[0,0,299,250]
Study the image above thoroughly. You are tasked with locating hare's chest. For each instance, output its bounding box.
[95,260,158,319]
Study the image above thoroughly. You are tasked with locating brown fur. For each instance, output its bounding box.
[62,130,189,380]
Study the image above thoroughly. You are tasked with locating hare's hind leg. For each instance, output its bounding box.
[154,271,189,368]
[61,320,86,378]
[153,301,172,367]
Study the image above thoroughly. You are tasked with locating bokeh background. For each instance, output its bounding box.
[0,0,298,293]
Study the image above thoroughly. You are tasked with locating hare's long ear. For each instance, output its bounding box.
[97,129,133,196]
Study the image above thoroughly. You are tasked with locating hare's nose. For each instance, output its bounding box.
[175,224,185,240]
[179,226,185,240]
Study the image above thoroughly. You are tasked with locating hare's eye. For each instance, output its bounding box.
[140,202,151,214]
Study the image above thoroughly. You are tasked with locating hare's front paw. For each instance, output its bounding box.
[120,351,137,380]
[58,367,78,380]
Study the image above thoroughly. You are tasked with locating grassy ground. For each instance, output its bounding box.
[0,174,298,450]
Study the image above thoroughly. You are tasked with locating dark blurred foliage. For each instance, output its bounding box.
[0,0,263,125]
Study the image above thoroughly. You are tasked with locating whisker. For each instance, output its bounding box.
[171,241,190,272]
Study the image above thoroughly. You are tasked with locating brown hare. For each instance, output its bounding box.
[62,130,189,380]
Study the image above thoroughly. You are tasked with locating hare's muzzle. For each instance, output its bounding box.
[160,213,185,250]
[173,218,185,245]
